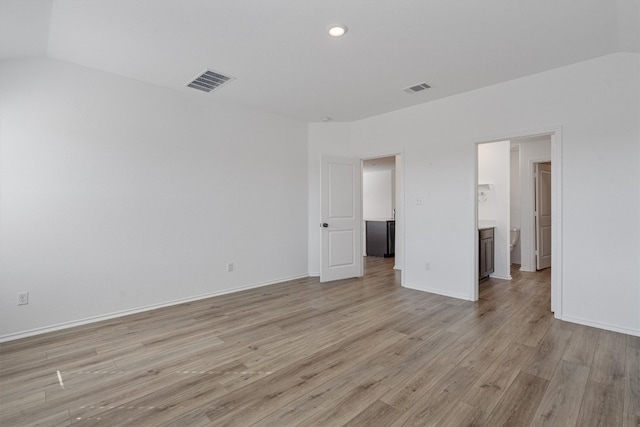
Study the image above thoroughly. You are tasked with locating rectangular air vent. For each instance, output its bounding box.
[187,69,235,93]
[403,82,431,93]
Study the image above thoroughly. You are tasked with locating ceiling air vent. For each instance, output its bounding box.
[187,69,235,93]
[403,82,431,94]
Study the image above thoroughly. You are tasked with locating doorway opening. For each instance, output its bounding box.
[475,131,561,315]
[319,152,404,284]
[362,154,403,279]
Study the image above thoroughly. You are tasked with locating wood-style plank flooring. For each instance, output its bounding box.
[1,258,639,426]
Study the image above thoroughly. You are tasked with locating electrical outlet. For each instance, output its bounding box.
[18,292,29,306]
[227,262,234,272]
[425,262,431,271]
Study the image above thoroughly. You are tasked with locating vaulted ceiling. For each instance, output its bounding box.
[2,0,638,122]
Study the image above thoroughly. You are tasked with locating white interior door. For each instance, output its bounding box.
[320,156,362,282]
[535,163,552,270]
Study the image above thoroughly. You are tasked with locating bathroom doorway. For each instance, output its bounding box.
[477,140,511,280]
[475,131,560,314]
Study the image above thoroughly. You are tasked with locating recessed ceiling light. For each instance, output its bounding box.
[328,25,348,37]
[322,117,332,122]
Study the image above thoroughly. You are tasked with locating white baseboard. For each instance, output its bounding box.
[402,282,473,301]
[0,274,309,343]
[559,314,640,337]
[489,274,512,280]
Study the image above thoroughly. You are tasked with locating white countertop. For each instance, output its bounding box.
[478,220,496,230]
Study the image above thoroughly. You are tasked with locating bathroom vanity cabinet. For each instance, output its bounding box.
[479,227,494,281]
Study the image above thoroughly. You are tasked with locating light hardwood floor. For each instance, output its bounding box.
[1,258,639,426]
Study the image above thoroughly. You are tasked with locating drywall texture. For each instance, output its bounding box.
[309,52,640,335]
[0,58,309,339]
[363,170,395,220]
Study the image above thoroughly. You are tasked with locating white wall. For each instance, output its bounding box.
[478,141,511,279]
[517,136,552,271]
[510,145,521,264]
[309,52,640,335]
[0,58,309,340]
[363,170,395,220]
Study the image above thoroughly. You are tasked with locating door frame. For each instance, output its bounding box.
[359,150,405,281]
[473,126,563,316]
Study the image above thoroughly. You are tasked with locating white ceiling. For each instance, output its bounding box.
[2,0,638,122]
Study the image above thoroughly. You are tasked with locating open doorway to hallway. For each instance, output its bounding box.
[318,153,403,284]
[362,154,402,278]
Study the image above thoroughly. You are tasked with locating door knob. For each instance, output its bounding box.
[321,223,329,228]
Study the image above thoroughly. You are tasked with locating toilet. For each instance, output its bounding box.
[510,228,520,251]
